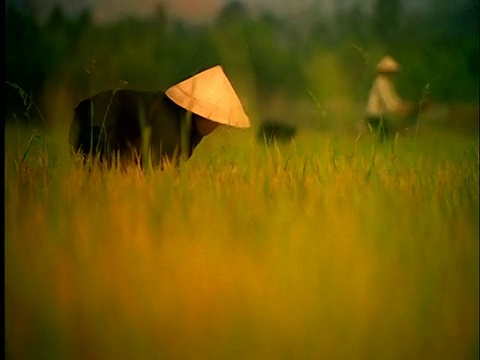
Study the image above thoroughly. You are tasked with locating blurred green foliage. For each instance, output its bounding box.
[5,1,479,123]
[5,121,479,359]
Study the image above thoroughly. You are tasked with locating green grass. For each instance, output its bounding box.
[5,122,479,359]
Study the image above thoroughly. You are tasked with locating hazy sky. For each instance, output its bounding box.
[7,0,379,23]
[7,0,463,23]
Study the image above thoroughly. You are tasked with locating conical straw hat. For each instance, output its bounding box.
[376,55,400,73]
[165,65,251,128]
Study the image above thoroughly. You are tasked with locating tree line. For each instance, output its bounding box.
[5,1,479,123]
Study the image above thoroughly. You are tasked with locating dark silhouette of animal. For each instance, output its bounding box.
[257,119,297,145]
[69,65,250,169]
[69,89,207,168]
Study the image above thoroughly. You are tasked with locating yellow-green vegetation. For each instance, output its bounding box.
[6,123,479,359]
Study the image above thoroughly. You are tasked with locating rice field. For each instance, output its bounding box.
[5,121,479,359]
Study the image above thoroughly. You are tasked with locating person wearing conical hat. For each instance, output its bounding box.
[365,55,417,142]
[69,65,250,168]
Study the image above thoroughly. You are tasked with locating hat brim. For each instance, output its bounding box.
[166,65,251,129]
[376,56,400,73]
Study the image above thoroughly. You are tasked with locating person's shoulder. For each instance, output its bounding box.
[369,75,383,90]
[375,75,393,88]
[375,74,390,82]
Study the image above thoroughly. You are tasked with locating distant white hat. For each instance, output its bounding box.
[376,55,400,73]
[165,65,251,128]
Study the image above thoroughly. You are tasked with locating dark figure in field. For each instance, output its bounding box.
[69,65,250,168]
[257,119,297,145]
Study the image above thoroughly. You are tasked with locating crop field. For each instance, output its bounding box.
[5,119,479,359]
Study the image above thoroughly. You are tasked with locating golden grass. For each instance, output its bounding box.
[5,123,479,359]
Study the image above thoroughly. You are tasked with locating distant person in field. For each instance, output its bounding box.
[69,65,250,168]
[365,55,419,142]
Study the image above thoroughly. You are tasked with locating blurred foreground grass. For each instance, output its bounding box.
[5,122,479,359]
